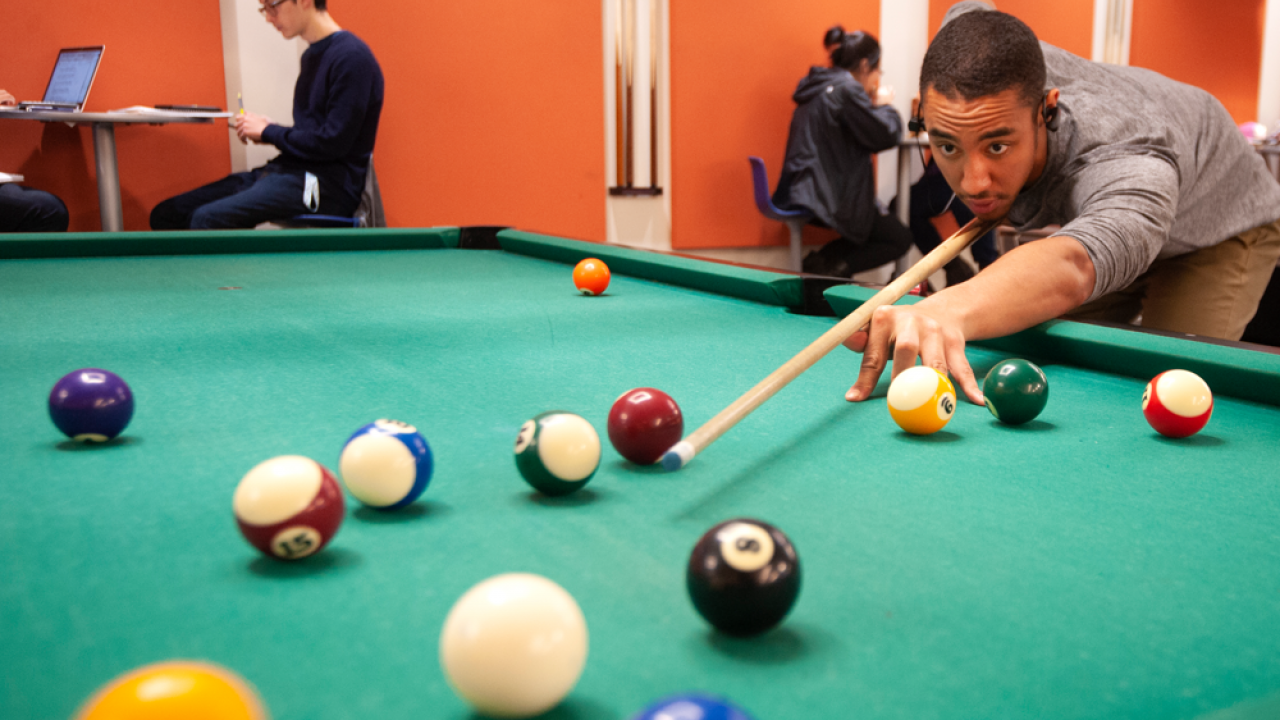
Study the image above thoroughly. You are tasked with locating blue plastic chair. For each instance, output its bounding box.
[748,156,812,271]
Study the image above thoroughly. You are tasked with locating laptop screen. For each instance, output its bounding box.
[42,47,104,106]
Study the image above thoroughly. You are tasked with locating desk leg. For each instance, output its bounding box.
[894,145,914,278]
[92,123,124,232]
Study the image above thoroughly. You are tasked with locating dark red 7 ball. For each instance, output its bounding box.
[607,387,683,465]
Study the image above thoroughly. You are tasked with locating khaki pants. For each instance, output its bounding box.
[1067,219,1280,341]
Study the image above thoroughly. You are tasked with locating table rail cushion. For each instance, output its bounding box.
[824,283,1280,406]
[0,227,461,259]
[498,229,803,309]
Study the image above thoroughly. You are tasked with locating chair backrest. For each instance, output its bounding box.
[353,157,385,228]
[748,156,809,221]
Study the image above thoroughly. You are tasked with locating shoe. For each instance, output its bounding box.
[802,240,856,278]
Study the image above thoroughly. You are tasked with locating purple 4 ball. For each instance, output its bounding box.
[48,369,134,442]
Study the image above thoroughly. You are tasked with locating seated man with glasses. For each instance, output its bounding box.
[151,0,383,229]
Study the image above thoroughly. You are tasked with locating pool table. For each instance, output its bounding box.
[2,227,1279,720]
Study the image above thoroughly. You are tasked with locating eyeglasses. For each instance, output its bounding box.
[258,0,292,16]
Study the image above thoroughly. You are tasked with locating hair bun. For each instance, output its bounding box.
[824,24,846,48]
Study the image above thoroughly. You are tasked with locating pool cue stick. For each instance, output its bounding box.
[662,215,1002,471]
[615,2,625,188]
[624,0,635,188]
[648,0,658,188]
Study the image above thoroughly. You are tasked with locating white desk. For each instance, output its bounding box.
[0,109,231,231]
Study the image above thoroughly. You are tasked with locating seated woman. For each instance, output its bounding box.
[773,27,910,277]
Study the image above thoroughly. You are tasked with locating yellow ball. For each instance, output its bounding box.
[75,661,269,720]
[887,366,957,435]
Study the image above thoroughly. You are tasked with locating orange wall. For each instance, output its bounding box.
[928,0,1094,58]
[1129,0,1265,124]
[669,1,878,249]
[0,2,230,232]
[337,1,605,240]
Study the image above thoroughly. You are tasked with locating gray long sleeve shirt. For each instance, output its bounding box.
[943,2,1280,300]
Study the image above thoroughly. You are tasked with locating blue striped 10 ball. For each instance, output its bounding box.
[339,419,434,510]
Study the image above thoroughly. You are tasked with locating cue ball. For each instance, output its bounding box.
[687,518,801,637]
[339,419,433,510]
[48,368,134,442]
[1143,369,1213,438]
[982,358,1049,425]
[887,366,957,435]
[514,412,601,496]
[440,573,588,719]
[233,455,345,561]
[572,258,611,296]
[607,387,684,465]
[631,693,756,720]
[75,660,269,720]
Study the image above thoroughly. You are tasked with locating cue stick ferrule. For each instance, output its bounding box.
[661,215,1002,471]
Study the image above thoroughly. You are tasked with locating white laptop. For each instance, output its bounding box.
[15,46,106,112]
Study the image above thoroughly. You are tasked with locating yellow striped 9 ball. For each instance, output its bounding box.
[887,366,957,435]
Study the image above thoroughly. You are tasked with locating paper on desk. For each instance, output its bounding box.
[109,106,231,117]
[0,172,25,184]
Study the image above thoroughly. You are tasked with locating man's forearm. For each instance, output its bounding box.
[917,235,1097,340]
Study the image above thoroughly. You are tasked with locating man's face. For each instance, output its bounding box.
[922,86,1046,221]
[260,0,302,38]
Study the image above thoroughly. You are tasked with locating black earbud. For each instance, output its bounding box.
[908,116,926,133]
[1042,101,1059,131]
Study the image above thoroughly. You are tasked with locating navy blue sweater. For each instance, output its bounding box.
[262,30,384,214]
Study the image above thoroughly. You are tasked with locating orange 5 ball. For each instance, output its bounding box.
[573,258,611,296]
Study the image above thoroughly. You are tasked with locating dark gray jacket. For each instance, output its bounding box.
[772,66,902,244]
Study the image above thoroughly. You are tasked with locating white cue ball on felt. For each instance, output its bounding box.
[440,573,588,718]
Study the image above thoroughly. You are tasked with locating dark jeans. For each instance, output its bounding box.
[910,161,998,269]
[0,183,69,233]
[151,167,331,230]
[803,212,914,277]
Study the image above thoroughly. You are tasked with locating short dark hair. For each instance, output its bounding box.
[314,0,326,10]
[829,29,881,72]
[919,11,1045,110]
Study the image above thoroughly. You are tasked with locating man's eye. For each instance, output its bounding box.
[989,143,1009,155]
[936,144,958,157]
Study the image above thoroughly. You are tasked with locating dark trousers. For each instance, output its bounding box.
[803,212,915,277]
[150,168,316,230]
[910,161,999,269]
[0,183,69,233]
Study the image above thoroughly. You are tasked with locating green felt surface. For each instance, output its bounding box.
[499,230,803,309]
[2,242,1280,720]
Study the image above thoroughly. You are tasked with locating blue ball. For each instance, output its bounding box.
[631,694,755,720]
[339,419,433,510]
[48,368,134,442]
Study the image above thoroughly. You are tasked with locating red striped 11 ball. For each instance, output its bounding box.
[686,518,801,636]
[1143,369,1213,438]
[339,419,433,510]
[233,456,345,560]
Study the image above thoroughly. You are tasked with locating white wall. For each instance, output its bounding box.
[1260,0,1280,129]
[218,0,306,172]
[876,0,931,205]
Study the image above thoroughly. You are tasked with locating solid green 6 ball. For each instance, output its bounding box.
[983,359,1049,425]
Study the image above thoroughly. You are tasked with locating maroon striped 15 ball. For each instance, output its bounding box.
[233,456,345,560]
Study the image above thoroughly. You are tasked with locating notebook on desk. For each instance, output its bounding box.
[15,46,105,112]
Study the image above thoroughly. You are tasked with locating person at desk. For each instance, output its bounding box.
[0,89,70,233]
[772,28,914,279]
[843,2,1280,405]
[150,0,383,230]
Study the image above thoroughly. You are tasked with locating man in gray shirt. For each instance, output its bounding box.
[845,2,1280,405]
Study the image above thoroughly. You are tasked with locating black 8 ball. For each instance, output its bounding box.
[686,518,801,636]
